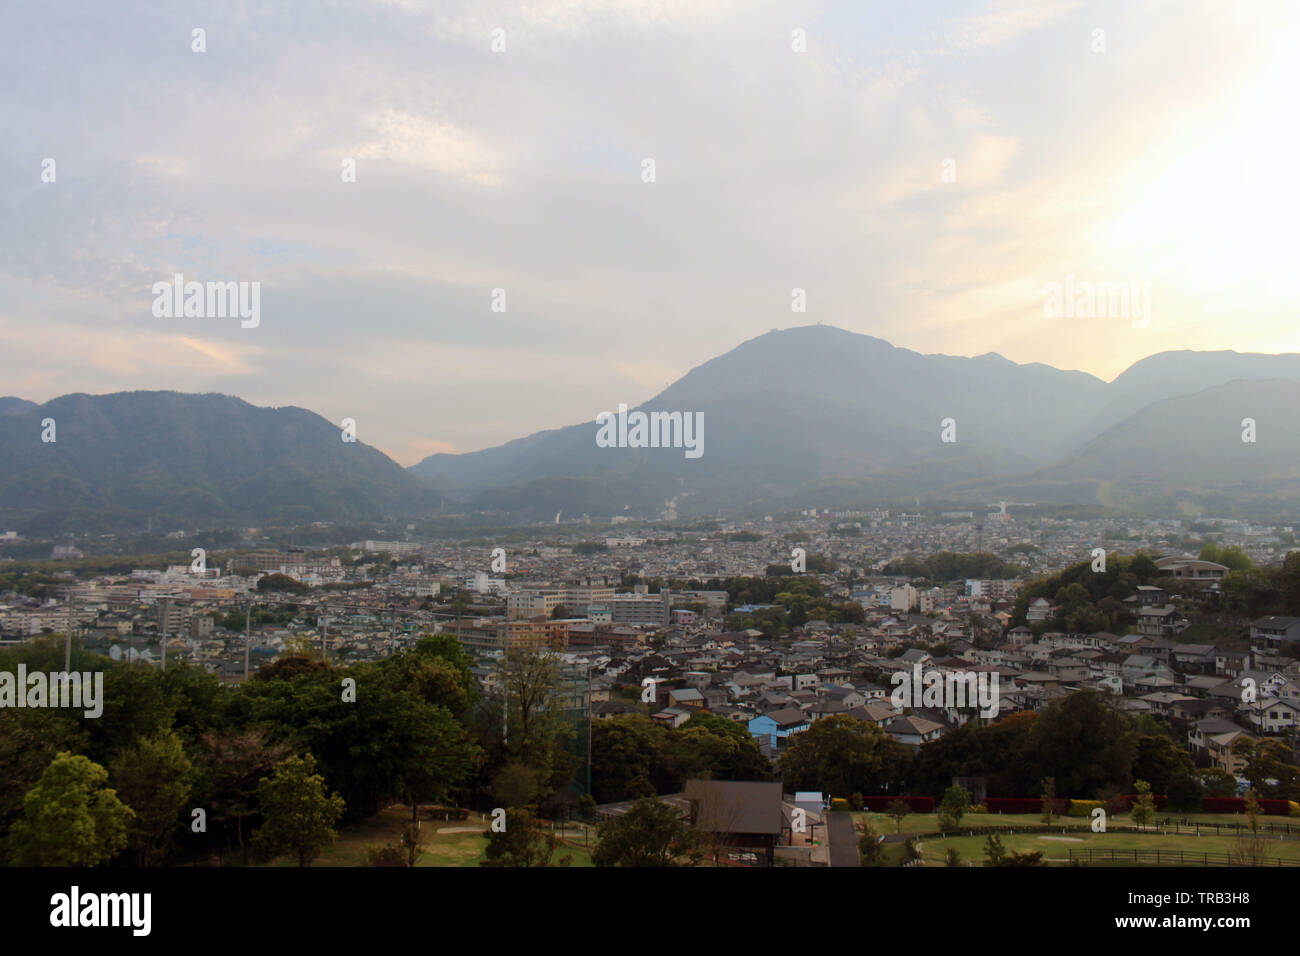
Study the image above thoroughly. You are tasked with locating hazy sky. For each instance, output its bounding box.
[3,0,1298,465]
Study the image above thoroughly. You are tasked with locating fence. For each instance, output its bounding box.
[1068,847,1300,867]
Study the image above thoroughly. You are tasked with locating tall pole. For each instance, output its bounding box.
[64,595,73,672]
[243,599,251,681]
[585,664,592,796]
[160,597,169,672]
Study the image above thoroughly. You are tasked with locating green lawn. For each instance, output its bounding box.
[915,829,1300,866]
[852,810,1299,837]
[849,809,1300,867]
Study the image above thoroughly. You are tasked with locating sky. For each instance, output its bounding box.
[3,0,1299,465]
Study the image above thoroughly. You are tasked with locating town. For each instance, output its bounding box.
[3,505,1298,869]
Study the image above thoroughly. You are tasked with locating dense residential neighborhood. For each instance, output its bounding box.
[3,507,1300,873]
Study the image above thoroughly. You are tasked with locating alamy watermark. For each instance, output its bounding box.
[595,404,703,459]
[891,663,999,718]
[1042,274,1151,327]
[0,666,103,718]
[50,886,150,936]
[151,273,260,328]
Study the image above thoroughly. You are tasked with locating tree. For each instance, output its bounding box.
[1131,779,1156,829]
[887,799,910,834]
[779,716,912,797]
[1025,692,1136,797]
[257,573,309,595]
[945,847,962,867]
[592,797,693,867]
[858,822,884,866]
[671,713,772,783]
[9,752,133,867]
[999,850,1047,867]
[110,730,194,866]
[983,833,1006,866]
[497,648,576,803]
[197,728,291,853]
[1235,738,1300,800]
[251,753,346,867]
[1220,568,1277,618]
[938,784,971,832]
[481,807,557,867]
[1040,776,1056,824]
[1198,767,1237,798]
[1232,789,1268,866]
[1281,552,1300,616]
[590,715,674,802]
[1132,733,1195,794]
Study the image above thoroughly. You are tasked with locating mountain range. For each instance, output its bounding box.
[0,391,439,533]
[5,326,1300,531]
[410,326,1300,519]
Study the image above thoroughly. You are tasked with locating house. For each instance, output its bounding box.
[1207,730,1254,774]
[1245,697,1300,736]
[1171,643,1217,672]
[1025,598,1053,623]
[1131,585,1171,607]
[1137,606,1189,637]
[747,707,811,749]
[820,684,866,709]
[651,707,693,728]
[1250,616,1300,653]
[1155,555,1230,585]
[884,714,946,746]
[667,686,705,709]
[685,780,787,866]
[1188,716,1250,756]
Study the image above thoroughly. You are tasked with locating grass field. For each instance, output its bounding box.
[263,805,597,867]
[851,810,1300,867]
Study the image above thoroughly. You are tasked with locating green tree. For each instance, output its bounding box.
[110,730,194,866]
[257,573,309,595]
[592,797,692,867]
[1040,776,1056,824]
[1025,692,1136,796]
[945,847,962,867]
[251,753,346,867]
[779,716,912,797]
[1281,552,1300,616]
[590,715,674,802]
[938,784,971,832]
[983,833,1006,866]
[1131,779,1156,829]
[671,712,772,783]
[9,752,133,867]
[197,728,292,853]
[887,799,910,834]
[481,807,557,867]
[858,822,884,866]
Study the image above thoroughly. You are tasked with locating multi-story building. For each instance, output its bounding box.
[610,591,670,627]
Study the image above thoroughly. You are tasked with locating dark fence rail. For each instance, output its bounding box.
[1067,847,1300,867]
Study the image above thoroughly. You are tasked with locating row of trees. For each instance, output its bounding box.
[588,692,1300,808]
[0,631,593,866]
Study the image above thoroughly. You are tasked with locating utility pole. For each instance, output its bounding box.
[243,599,252,681]
[585,663,593,797]
[160,597,169,672]
[64,595,73,672]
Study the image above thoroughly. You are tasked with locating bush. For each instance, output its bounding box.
[1068,799,1106,818]
[857,796,935,812]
